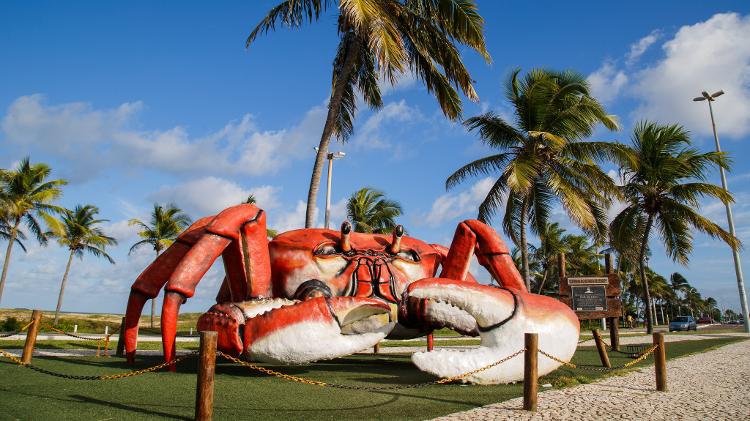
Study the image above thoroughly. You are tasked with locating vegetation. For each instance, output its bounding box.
[609,122,739,333]
[447,68,621,289]
[128,204,192,328]
[48,205,117,325]
[0,158,68,305]
[248,0,490,228]
[346,187,403,234]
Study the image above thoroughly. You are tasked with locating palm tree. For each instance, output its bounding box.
[346,188,402,234]
[447,68,621,289]
[50,205,117,325]
[129,204,192,327]
[669,272,690,317]
[532,222,566,293]
[249,0,490,228]
[610,122,740,333]
[0,214,27,253]
[0,158,67,305]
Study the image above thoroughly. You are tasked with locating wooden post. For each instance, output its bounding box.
[608,317,620,352]
[592,329,611,368]
[523,333,538,411]
[373,343,380,354]
[604,253,613,275]
[195,331,217,421]
[116,317,126,357]
[427,332,434,351]
[653,332,667,392]
[21,310,42,364]
[558,253,566,278]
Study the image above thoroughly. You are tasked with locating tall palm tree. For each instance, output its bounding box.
[610,122,739,333]
[0,215,27,253]
[669,272,690,317]
[0,158,67,305]
[129,204,192,327]
[447,68,621,289]
[50,205,117,325]
[346,187,402,234]
[249,0,490,228]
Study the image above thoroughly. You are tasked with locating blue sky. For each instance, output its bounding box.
[2,1,750,315]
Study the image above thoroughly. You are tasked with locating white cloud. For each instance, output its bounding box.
[1,95,325,179]
[632,13,750,138]
[149,176,279,217]
[626,30,661,65]
[350,100,421,150]
[271,200,310,232]
[587,62,629,104]
[378,71,418,96]
[423,177,495,227]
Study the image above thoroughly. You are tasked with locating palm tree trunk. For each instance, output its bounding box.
[0,219,20,305]
[304,36,361,228]
[536,265,549,294]
[639,214,655,334]
[519,198,531,290]
[151,249,161,328]
[53,250,75,325]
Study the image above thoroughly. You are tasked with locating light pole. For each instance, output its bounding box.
[694,90,750,333]
[315,148,346,229]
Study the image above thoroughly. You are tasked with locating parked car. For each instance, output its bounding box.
[697,317,714,324]
[669,316,697,332]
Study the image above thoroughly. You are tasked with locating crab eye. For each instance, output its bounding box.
[396,250,419,262]
[314,244,339,256]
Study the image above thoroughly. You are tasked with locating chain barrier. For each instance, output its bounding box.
[0,348,197,380]
[539,344,660,372]
[218,348,526,390]
[0,321,34,338]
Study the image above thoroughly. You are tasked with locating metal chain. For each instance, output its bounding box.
[218,348,526,390]
[538,349,577,368]
[0,348,197,380]
[42,324,104,341]
[0,321,34,338]
[559,344,660,372]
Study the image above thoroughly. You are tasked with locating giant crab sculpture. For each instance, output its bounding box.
[124,204,578,384]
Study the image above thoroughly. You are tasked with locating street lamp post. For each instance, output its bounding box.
[315,148,346,229]
[694,90,750,333]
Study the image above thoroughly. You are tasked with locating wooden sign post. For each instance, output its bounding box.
[558,253,622,350]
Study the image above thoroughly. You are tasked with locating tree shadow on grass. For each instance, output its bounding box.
[69,395,192,420]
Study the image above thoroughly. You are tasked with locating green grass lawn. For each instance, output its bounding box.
[0,337,743,420]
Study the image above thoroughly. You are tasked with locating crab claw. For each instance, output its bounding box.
[403,278,579,384]
[200,297,394,364]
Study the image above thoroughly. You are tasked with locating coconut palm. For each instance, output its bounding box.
[447,68,621,289]
[129,204,192,327]
[0,215,27,253]
[346,187,402,234]
[0,158,68,305]
[248,0,490,228]
[610,122,739,333]
[49,205,117,325]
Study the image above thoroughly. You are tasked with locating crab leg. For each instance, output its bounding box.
[441,220,526,291]
[124,216,212,363]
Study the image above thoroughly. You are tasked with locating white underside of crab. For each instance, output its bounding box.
[410,285,578,384]
[249,318,394,365]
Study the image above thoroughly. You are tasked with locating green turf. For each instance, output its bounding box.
[0,337,743,420]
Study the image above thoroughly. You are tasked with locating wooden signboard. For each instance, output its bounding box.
[558,254,622,321]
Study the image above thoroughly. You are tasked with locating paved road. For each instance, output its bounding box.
[433,335,750,421]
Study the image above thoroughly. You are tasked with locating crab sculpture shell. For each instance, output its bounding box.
[123,204,579,384]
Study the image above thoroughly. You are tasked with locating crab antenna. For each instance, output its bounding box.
[340,221,352,252]
[389,225,404,254]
